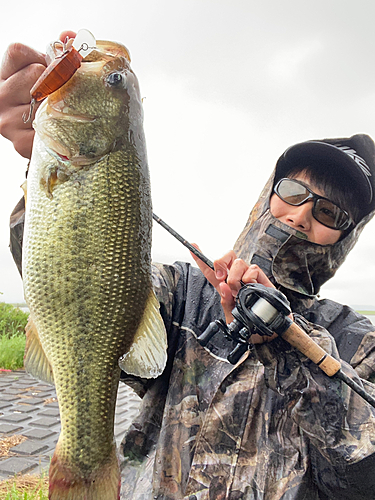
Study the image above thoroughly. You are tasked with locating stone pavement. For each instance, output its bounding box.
[0,369,141,480]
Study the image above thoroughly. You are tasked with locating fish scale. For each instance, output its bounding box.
[25,149,146,461]
[22,39,167,500]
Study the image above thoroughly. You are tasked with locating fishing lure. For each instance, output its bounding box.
[23,29,96,123]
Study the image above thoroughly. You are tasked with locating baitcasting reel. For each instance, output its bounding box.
[198,283,293,365]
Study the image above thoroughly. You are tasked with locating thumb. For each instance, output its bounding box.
[59,31,77,42]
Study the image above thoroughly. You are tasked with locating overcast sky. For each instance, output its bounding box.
[1,0,375,308]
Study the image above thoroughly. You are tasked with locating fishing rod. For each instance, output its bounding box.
[152,212,375,409]
[152,213,214,270]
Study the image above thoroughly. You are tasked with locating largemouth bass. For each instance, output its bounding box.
[22,38,167,500]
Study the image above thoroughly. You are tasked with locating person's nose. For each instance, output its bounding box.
[285,202,313,230]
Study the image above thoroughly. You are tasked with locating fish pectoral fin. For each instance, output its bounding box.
[119,290,167,379]
[24,314,54,385]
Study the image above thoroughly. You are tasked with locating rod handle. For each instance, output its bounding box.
[282,322,341,377]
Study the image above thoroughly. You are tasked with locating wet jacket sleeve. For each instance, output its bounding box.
[309,299,375,382]
[9,197,25,276]
[255,315,375,499]
[350,330,375,383]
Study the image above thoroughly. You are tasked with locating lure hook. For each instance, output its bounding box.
[23,29,96,124]
[22,98,36,124]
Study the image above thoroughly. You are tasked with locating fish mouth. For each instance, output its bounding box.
[47,104,97,122]
[35,129,105,166]
[45,142,107,166]
[34,101,110,166]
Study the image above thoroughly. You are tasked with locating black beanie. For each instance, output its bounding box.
[275,134,375,220]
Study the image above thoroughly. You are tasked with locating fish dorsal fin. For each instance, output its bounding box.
[24,314,54,385]
[119,290,167,379]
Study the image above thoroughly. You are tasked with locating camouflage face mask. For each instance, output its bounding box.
[234,178,374,298]
[234,209,331,296]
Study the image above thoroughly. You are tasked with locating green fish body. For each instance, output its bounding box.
[22,40,167,500]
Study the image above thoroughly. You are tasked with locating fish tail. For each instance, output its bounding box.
[49,443,120,500]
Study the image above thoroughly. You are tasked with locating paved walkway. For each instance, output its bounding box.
[0,369,141,480]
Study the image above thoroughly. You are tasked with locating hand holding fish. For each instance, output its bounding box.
[0,43,46,158]
[0,31,75,158]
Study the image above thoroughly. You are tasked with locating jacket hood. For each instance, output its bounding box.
[233,135,375,309]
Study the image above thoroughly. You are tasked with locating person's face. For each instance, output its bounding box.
[269,173,343,245]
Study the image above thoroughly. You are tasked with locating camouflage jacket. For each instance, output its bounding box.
[120,261,375,500]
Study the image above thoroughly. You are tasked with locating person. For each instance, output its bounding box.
[1,35,375,500]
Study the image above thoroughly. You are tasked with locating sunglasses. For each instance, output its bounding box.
[274,178,353,231]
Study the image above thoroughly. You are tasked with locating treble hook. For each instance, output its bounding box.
[23,29,96,124]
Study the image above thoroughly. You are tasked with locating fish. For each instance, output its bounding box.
[22,38,167,500]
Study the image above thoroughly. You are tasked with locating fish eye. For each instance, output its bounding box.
[106,72,124,86]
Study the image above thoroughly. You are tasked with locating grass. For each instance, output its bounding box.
[0,474,48,499]
[0,303,29,337]
[0,303,28,371]
[0,335,26,371]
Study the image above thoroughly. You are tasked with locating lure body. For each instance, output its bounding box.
[23,29,96,123]
[30,47,83,103]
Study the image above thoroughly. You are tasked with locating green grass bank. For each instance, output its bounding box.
[0,303,28,370]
